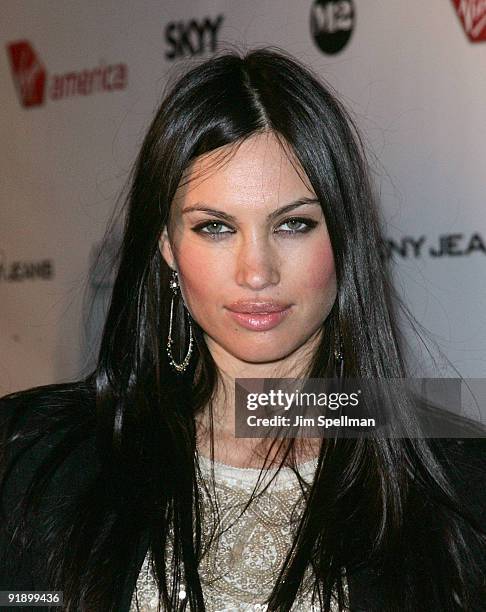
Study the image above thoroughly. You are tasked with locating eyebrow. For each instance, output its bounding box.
[181,197,320,223]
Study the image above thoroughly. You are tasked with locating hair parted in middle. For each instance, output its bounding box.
[5,46,485,612]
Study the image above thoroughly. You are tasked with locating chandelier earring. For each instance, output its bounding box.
[166,269,193,373]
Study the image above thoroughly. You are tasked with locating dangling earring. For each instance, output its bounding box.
[334,331,344,379]
[166,270,193,373]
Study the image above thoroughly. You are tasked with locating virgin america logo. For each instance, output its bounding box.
[451,0,486,41]
[6,40,128,108]
[6,41,46,107]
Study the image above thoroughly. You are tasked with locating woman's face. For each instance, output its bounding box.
[160,131,337,376]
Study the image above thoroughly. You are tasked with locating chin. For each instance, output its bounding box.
[230,344,298,366]
[238,354,285,365]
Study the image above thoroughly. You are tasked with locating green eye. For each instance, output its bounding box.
[193,221,234,240]
[279,219,306,232]
[192,217,318,240]
[276,218,318,234]
[202,222,229,234]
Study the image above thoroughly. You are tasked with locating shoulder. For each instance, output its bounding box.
[436,438,486,507]
[434,438,486,480]
[424,437,486,569]
[0,377,96,427]
[0,379,100,590]
[0,378,99,513]
[0,377,96,440]
[0,376,97,446]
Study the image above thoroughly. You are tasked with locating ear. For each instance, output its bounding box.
[159,226,176,271]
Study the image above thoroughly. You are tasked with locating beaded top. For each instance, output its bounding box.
[130,454,349,611]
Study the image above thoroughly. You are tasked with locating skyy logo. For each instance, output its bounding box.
[310,0,355,55]
[6,41,46,107]
[451,0,486,41]
[165,15,224,59]
[6,40,128,109]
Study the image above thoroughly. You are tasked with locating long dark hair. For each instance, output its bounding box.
[1,46,486,611]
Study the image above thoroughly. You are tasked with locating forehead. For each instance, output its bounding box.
[173,131,314,209]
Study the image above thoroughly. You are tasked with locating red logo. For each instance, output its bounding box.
[6,41,46,107]
[6,39,128,109]
[451,0,486,42]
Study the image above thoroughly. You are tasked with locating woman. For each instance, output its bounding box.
[1,47,486,612]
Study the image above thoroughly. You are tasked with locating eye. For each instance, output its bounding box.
[192,221,234,240]
[191,216,318,241]
[276,217,318,235]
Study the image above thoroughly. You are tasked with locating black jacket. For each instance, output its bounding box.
[1,382,485,611]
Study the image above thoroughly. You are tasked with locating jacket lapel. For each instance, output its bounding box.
[119,528,151,611]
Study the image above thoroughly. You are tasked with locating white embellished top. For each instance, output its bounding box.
[130,453,349,611]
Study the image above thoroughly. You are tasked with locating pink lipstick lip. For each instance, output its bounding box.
[225,306,292,331]
[226,301,292,314]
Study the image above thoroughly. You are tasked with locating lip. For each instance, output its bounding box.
[225,302,292,331]
[226,300,292,314]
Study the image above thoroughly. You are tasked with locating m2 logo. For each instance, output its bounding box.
[165,15,224,59]
[310,0,355,55]
[451,0,486,41]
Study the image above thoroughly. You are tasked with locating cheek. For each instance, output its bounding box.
[302,239,336,292]
[179,263,212,305]
[175,243,223,307]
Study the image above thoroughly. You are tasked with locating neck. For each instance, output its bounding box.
[194,329,323,468]
[195,370,322,469]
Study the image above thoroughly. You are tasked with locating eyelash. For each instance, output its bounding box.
[192,217,318,241]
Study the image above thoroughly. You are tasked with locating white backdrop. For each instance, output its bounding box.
[1,0,485,394]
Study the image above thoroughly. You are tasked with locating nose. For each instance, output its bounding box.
[234,235,280,290]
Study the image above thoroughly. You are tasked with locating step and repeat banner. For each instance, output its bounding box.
[1,0,485,394]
